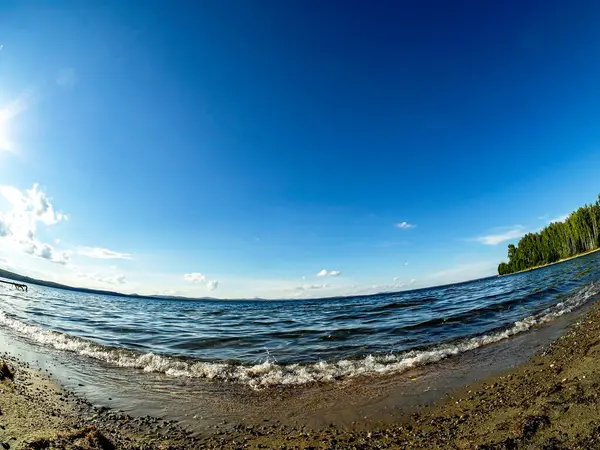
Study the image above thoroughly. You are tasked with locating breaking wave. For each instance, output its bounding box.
[1,281,598,389]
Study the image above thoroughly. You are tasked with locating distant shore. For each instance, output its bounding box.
[3,293,600,448]
[500,246,600,277]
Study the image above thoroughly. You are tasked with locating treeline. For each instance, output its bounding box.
[498,195,600,275]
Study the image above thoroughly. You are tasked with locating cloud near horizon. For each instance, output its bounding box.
[183,273,206,283]
[77,246,132,260]
[293,283,330,297]
[183,272,219,291]
[316,269,341,277]
[77,271,126,285]
[297,283,329,290]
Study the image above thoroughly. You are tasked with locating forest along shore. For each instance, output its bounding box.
[498,196,600,276]
[1,298,600,448]
[499,247,600,277]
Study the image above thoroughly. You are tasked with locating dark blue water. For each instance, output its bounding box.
[1,251,599,388]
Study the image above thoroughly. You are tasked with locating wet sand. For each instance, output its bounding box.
[2,297,600,448]
[0,354,200,449]
[204,296,600,449]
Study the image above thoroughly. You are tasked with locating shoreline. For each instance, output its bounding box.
[499,247,600,277]
[0,297,599,447]
[207,293,600,448]
[0,354,198,449]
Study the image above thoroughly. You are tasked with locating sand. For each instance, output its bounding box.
[3,298,600,449]
[0,354,198,449]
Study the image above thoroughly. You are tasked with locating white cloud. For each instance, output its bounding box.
[298,283,329,291]
[469,225,526,246]
[293,283,330,296]
[539,213,569,224]
[77,272,126,285]
[472,215,569,247]
[0,256,18,271]
[114,274,126,284]
[404,261,408,266]
[78,247,132,260]
[206,280,219,291]
[183,272,219,292]
[393,276,399,282]
[0,183,66,228]
[395,221,416,229]
[25,242,72,265]
[56,68,78,88]
[0,183,68,264]
[156,289,182,296]
[548,214,568,224]
[316,269,341,277]
[184,273,206,283]
[0,219,9,237]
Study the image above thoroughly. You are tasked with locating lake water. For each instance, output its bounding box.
[1,252,599,391]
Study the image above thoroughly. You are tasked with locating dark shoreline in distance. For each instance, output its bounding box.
[0,266,497,303]
[0,267,218,302]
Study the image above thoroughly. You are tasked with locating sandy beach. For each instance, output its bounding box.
[0,354,198,449]
[3,1,600,448]
[1,294,600,449]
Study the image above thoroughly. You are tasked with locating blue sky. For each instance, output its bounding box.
[0,1,599,299]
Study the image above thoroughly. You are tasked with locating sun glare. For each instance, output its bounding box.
[0,110,13,153]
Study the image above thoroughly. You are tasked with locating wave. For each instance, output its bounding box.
[1,282,598,389]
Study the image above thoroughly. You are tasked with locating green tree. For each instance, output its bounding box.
[497,194,600,275]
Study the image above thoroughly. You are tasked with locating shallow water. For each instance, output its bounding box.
[1,251,600,389]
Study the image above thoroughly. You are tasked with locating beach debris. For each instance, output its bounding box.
[25,427,115,450]
[0,279,27,292]
[23,440,50,450]
[522,414,551,439]
[0,361,14,381]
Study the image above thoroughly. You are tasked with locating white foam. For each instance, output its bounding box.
[1,282,598,389]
